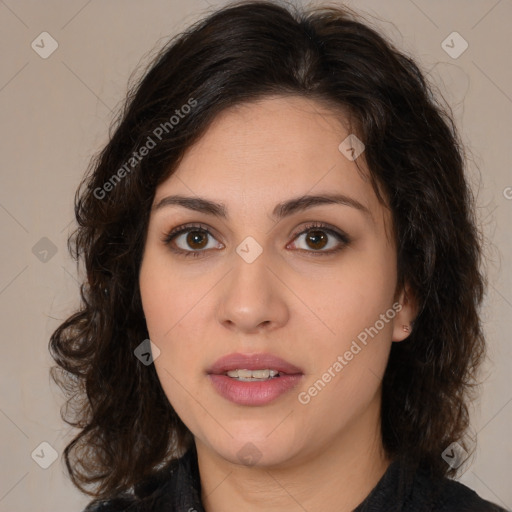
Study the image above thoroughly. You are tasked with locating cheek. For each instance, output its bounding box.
[141,271,205,425]
[308,248,396,335]
[139,249,196,341]
[300,300,394,429]
[295,246,397,399]
[139,251,208,386]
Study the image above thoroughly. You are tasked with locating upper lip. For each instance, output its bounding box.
[207,352,303,375]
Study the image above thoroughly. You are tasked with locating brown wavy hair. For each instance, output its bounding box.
[49,0,487,504]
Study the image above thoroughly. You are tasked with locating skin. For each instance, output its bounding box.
[139,95,416,512]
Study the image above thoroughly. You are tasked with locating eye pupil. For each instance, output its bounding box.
[187,230,208,249]
[306,230,328,250]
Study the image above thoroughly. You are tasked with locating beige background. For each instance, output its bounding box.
[0,0,510,510]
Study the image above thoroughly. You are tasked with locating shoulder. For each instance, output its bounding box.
[80,457,183,512]
[81,489,150,512]
[409,467,509,512]
[435,478,508,512]
[82,495,138,512]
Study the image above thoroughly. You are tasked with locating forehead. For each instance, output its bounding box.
[154,95,388,226]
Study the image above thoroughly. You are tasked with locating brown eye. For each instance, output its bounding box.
[186,230,208,249]
[163,222,350,258]
[163,224,223,257]
[290,222,351,255]
[305,230,328,250]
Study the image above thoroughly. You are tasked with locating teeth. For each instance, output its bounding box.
[226,369,280,379]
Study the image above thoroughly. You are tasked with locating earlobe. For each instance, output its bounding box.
[392,283,417,342]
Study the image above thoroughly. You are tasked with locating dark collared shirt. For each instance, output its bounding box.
[84,446,509,512]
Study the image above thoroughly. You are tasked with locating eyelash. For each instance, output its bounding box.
[161,221,351,258]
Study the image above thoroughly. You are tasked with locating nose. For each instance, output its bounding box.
[216,248,289,334]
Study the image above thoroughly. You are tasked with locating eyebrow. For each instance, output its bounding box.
[152,193,372,222]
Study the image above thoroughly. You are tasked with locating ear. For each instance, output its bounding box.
[392,282,418,342]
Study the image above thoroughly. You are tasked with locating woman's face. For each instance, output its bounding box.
[139,95,414,468]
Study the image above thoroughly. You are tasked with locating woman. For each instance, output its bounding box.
[49,1,509,511]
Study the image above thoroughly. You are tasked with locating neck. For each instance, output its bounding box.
[196,394,391,512]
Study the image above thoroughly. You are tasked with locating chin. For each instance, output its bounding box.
[207,431,301,468]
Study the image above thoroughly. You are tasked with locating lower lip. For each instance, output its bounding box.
[208,374,303,406]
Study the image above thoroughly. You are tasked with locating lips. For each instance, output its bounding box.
[207,352,303,376]
[207,352,304,406]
